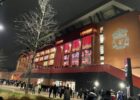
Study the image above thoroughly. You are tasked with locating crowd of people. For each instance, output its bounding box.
[0,79,137,100]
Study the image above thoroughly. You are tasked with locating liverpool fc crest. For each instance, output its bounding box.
[112,28,129,49]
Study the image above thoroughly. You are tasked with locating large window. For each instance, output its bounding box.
[82,35,92,49]
[64,42,71,54]
[72,39,81,52]
[71,52,79,66]
[99,26,104,64]
[82,49,92,65]
[63,55,70,66]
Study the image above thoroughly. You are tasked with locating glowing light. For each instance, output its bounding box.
[119,82,125,89]
[94,81,99,87]
[0,23,5,32]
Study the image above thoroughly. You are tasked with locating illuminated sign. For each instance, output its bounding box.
[80,28,97,36]
[72,39,81,52]
[80,28,92,36]
[64,43,71,54]
[82,35,92,49]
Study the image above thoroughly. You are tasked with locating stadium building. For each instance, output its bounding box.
[12,0,140,94]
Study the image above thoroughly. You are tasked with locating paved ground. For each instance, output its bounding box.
[0,85,82,100]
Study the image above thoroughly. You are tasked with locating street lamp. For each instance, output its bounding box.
[94,80,100,87]
[119,82,126,89]
[0,23,5,32]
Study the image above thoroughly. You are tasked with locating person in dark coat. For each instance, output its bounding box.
[103,90,112,100]
[53,84,57,98]
[64,87,70,100]
[87,89,97,100]
[60,86,65,98]
[49,85,53,98]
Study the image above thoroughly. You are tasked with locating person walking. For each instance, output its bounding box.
[53,84,57,98]
[49,85,53,98]
[64,86,70,100]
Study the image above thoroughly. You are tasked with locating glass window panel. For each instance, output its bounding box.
[100,27,104,33]
[49,60,54,65]
[50,48,56,53]
[49,53,55,59]
[63,55,70,66]
[71,52,79,66]
[72,39,81,52]
[64,43,71,54]
[100,34,104,44]
[45,50,50,54]
[34,58,39,62]
[39,56,44,61]
[82,49,92,65]
[44,55,48,60]
[100,61,104,65]
[82,35,92,49]
[100,56,104,61]
[43,61,48,66]
[100,45,104,54]
[40,51,45,55]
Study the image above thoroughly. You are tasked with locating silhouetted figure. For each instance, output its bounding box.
[87,89,97,100]
[77,88,83,99]
[60,86,65,98]
[53,84,57,98]
[64,87,70,100]
[49,85,53,98]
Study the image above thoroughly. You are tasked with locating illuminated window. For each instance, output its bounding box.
[71,52,79,66]
[82,49,92,65]
[45,50,50,54]
[100,34,104,44]
[36,53,40,57]
[49,60,54,65]
[64,43,71,54]
[49,53,55,59]
[100,45,104,54]
[100,26,104,33]
[34,58,39,62]
[82,35,92,49]
[39,57,44,61]
[100,56,104,61]
[40,51,45,55]
[100,61,104,65]
[43,61,48,66]
[44,55,48,60]
[72,39,81,52]
[63,55,70,66]
[50,48,56,53]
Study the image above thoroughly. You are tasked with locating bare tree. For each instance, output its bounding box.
[15,0,57,94]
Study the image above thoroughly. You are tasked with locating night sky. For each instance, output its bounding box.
[0,0,140,71]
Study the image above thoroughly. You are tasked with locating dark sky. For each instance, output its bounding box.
[0,0,140,71]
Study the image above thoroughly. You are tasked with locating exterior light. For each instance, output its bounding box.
[94,81,99,87]
[119,82,125,89]
[0,23,5,32]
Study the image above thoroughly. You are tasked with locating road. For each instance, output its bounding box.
[0,85,82,100]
